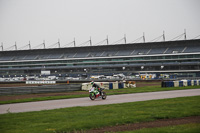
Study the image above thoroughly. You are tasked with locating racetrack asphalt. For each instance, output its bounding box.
[0,89,200,114]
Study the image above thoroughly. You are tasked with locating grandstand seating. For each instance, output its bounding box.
[131,48,150,55]
[74,52,90,58]
[184,45,200,53]
[100,51,118,57]
[87,51,104,57]
[164,46,185,54]
[47,54,63,59]
[24,55,37,60]
[0,39,199,61]
[117,50,133,56]
[148,47,167,54]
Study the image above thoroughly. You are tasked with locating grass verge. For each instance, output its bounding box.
[119,123,200,133]
[0,96,199,133]
[0,93,88,105]
[0,85,200,105]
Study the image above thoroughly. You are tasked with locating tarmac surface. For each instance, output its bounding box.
[0,89,200,114]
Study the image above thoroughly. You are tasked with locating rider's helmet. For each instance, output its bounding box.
[90,81,94,85]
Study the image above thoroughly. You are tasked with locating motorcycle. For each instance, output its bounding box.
[89,87,107,100]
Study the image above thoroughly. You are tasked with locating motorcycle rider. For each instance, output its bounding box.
[91,81,101,95]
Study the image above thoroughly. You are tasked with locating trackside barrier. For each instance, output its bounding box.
[161,81,166,87]
[194,80,197,86]
[109,83,113,89]
[161,79,200,88]
[81,81,136,90]
[82,82,109,90]
[0,84,81,95]
[173,81,179,87]
[95,82,110,90]
[82,83,92,91]
[118,83,124,89]
[113,82,119,89]
[123,82,128,88]
[103,82,110,90]
[191,80,194,86]
[127,81,136,88]
[187,80,191,86]
[179,81,183,87]
[167,81,174,87]
[181,80,188,87]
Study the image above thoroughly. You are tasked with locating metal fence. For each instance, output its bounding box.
[0,84,81,95]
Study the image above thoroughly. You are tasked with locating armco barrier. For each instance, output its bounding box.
[0,84,81,95]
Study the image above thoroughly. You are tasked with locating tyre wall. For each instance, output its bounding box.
[161,80,200,87]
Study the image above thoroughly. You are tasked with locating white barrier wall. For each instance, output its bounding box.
[82,82,110,90]
[173,81,179,87]
[113,82,119,89]
[181,80,188,87]
[102,82,110,90]
[82,83,92,91]
[81,81,136,90]
[191,80,194,86]
[94,82,109,90]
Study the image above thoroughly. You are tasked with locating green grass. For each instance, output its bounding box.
[0,96,199,133]
[119,123,200,133]
[1,85,200,104]
[0,93,88,105]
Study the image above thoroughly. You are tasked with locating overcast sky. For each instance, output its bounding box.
[0,0,200,50]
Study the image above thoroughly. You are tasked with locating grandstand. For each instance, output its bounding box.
[0,39,200,79]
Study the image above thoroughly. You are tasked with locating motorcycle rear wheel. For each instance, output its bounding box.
[89,93,95,100]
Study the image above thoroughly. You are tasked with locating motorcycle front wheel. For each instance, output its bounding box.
[89,93,95,100]
[101,92,107,100]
